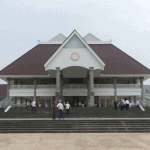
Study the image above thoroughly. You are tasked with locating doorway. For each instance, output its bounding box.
[64,96,86,107]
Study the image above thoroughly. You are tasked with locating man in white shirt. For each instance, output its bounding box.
[123,99,126,108]
[27,101,30,107]
[39,103,42,108]
[57,100,64,120]
[65,102,70,115]
[31,100,36,112]
[125,99,129,110]
[129,101,132,108]
[78,102,81,107]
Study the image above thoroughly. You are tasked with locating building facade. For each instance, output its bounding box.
[0,30,150,107]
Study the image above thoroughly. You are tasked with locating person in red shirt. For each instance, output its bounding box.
[52,102,56,120]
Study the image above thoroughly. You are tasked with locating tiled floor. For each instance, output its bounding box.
[0,133,150,150]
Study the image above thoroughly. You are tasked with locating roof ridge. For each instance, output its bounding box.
[49,33,66,42]
[84,33,101,41]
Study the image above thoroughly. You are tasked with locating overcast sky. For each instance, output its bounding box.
[0,0,150,84]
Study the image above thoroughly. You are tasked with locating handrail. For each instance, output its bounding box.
[138,100,146,109]
[4,99,11,110]
[12,103,26,107]
[10,84,141,89]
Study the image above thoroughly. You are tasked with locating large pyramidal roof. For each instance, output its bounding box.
[0,30,150,81]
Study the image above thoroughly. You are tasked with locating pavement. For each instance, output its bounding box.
[0,133,150,150]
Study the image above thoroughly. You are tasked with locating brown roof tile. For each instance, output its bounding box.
[0,44,150,75]
[0,44,60,75]
[90,44,150,74]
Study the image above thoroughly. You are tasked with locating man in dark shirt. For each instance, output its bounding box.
[52,102,56,120]
[114,100,118,111]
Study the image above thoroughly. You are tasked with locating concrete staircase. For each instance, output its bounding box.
[0,119,150,133]
[1,107,150,118]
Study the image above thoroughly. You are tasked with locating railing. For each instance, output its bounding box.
[10,84,141,89]
[11,103,26,107]
[94,84,114,88]
[4,100,12,110]
[63,84,87,89]
[10,85,34,89]
[37,85,56,89]
[117,84,140,88]
[94,84,140,88]
[10,85,56,89]
[139,100,146,108]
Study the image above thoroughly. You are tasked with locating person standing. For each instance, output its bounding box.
[27,101,30,107]
[65,102,71,115]
[52,102,56,120]
[26,101,30,111]
[129,101,132,109]
[31,100,36,113]
[39,103,42,108]
[146,99,149,107]
[120,99,124,111]
[79,101,81,107]
[57,100,64,120]
[45,103,48,108]
[114,100,118,111]
[125,99,129,110]
[123,98,126,109]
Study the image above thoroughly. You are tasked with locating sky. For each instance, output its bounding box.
[0,0,150,84]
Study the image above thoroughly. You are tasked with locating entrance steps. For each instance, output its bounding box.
[0,120,150,133]
[1,107,150,118]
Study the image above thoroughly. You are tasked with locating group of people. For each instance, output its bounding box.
[26,100,37,112]
[114,98,131,111]
[27,101,48,108]
[27,100,71,120]
[52,101,71,120]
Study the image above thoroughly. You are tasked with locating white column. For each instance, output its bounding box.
[140,77,144,104]
[60,74,63,101]
[113,78,117,102]
[34,78,37,101]
[89,67,95,107]
[7,78,11,100]
[56,67,61,102]
[87,74,90,107]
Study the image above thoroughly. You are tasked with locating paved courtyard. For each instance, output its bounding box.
[0,133,150,150]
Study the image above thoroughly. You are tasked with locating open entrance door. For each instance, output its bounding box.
[64,96,87,107]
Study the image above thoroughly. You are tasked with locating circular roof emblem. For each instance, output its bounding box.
[71,52,80,61]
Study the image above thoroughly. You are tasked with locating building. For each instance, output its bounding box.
[0,30,150,108]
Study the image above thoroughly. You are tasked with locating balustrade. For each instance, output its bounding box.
[10,84,140,89]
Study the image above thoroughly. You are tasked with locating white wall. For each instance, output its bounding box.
[46,48,104,70]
